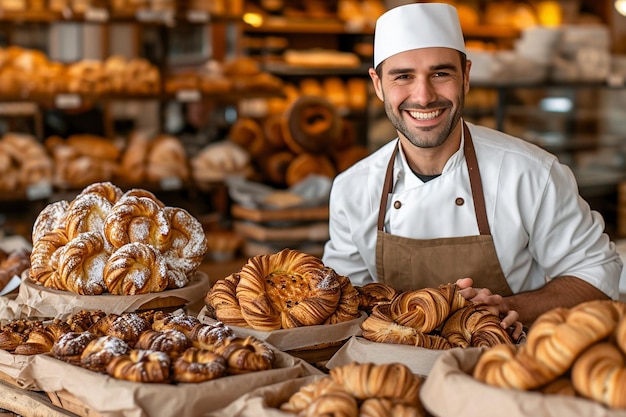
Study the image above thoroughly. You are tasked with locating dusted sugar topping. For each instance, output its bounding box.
[32,200,69,243]
[53,331,98,356]
[163,207,207,275]
[104,242,168,295]
[65,193,113,240]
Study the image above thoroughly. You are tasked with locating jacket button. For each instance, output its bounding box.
[393,200,402,209]
[455,198,464,206]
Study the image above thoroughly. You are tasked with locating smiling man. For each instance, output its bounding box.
[321,3,622,332]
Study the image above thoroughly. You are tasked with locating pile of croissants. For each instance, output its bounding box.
[473,299,626,409]
[0,309,274,384]
[29,181,208,295]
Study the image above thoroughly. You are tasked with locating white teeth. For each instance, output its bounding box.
[409,109,442,120]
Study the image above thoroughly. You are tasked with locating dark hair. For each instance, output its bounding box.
[374,50,467,79]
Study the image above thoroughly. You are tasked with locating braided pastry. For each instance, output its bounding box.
[56,232,109,295]
[162,207,208,289]
[65,309,107,332]
[76,181,123,204]
[106,349,171,383]
[80,335,130,372]
[355,282,399,314]
[52,331,99,365]
[440,304,512,348]
[88,312,151,346]
[172,347,227,383]
[120,188,165,208]
[103,242,168,295]
[31,200,69,244]
[151,312,201,335]
[205,273,248,328]
[324,273,360,325]
[330,362,422,405]
[134,329,192,359]
[236,248,341,330]
[13,321,70,355]
[65,193,113,241]
[29,227,69,289]
[186,322,234,351]
[389,283,470,333]
[360,303,452,350]
[104,195,171,251]
[213,335,274,374]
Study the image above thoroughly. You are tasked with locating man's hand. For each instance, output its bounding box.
[455,277,524,341]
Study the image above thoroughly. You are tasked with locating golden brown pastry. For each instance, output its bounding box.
[106,349,171,383]
[302,391,358,417]
[117,131,150,185]
[119,188,165,208]
[80,335,130,373]
[213,335,274,375]
[281,377,341,413]
[29,227,69,290]
[186,322,235,351]
[31,200,69,244]
[282,96,341,155]
[66,134,121,161]
[56,231,109,295]
[52,331,99,365]
[64,193,113,241]
[134,329,192,359]
[65,309,107,332]
[205,273,248,328]
[76,181,123,204]
[324,273,360,324]
[355,282,399,314]
[227,117,266,158]
[103,242,169,295]
[151,311,201,335]
[145,135,190,182]
[440,304,513,348]
[104,195,171,252]
[162,206,208,289]
[13,321,70,355]
[359,398,425,417]
[88,312,151,346]
[235,248,342,330]
[172,347,227,383]
[285,153,336,187]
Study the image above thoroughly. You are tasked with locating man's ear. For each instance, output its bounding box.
[369,67,384,102]
[464,59,472,95]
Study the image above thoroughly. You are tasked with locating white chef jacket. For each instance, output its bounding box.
[322,121,622,299]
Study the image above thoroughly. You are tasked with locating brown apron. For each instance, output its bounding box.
[375,123,513,295]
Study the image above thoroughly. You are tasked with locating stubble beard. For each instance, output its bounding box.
[384,94,465,149]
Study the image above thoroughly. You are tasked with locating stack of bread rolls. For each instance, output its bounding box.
[29,182,207,295]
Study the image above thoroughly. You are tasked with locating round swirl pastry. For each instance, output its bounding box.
[31,200,69,244]
[29,227,69,290]
[88,312,152,346]
[473,300,625,390]
[119,188,165,208]
[205,273,248,328]
[329,362,422,406]
[571,341,626,408]
[80,335,130,373]
[360,303,452,350]
[106,349,171,383]
[440,304,512,348]
[103,195,171,252]
[235,248,342,331]
[103,242,168,295]
[187,322,235,351]
[134,329,192,359]
[213,335,275,374]
[389,283,471,334]
[76,181,123,204]
[52,331,99,365]
[56,231,109,295]
[162,207,208,289]
[355,282,399,314]
[172,347,227,383]
[65,193,113,241]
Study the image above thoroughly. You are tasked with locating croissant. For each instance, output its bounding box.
[29,227,69,289]
[440,304,512,348]
[103,242,168,295]
[301,391,358,417]
[205,272,248,328]
[162,206,208,288]
[0,330,25,352]
[330,362,422,405]
[280,377,341,413]
[56,231,109,295]
[64,193,113,241]
[134,329,192,359]
[213,335,274,374]
[106,349,171,383]
[80,335,130,373]
[360,303,452,350]
[103,195,171,251]
[172,347,227,383]
[236,248,341,330]
[389,283,470,333]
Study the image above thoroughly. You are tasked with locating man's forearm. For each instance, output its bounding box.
[504,276,610,325]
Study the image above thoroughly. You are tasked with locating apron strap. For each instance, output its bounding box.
[377,122,491,235]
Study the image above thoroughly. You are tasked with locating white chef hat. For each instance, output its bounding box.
[373,2,466,68]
